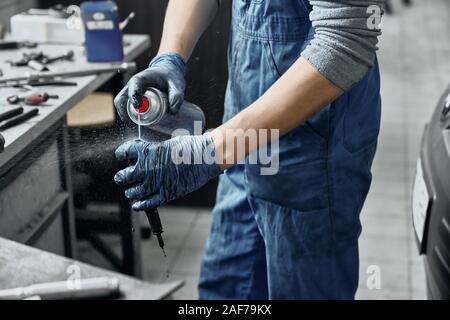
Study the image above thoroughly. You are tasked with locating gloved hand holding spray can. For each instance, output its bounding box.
[114,53,221,256]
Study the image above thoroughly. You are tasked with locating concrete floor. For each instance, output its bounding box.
[357,0,450,299]
[80,0,450,300]
[141,207,211,299]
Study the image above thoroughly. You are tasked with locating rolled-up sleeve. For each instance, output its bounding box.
[301,0,384,91]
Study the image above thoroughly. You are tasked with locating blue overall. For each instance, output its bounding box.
[199,0,381,300]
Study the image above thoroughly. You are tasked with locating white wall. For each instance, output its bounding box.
[0,0,37,32]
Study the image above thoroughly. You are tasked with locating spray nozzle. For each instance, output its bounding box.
[135,96,150,114]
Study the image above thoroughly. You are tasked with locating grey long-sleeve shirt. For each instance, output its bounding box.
[301,0,384,91]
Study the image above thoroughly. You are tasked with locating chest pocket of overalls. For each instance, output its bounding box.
[233,0,329,144]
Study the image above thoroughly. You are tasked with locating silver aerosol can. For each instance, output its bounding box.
[127,87,205,136]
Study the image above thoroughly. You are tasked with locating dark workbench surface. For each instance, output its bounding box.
[0,237,183,299]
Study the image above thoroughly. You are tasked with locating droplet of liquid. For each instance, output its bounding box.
[161,249,170,278]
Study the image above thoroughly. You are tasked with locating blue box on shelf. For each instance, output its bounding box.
[81,1,124,62]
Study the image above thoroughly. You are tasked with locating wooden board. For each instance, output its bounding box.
[67,93,115,128]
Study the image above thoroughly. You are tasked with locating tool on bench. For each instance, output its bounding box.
[7,92,58,106]
[0,107,24,122]
[7,50,75,71]
[10,80,78,90]
[29,80,77,87]
[0,277,120,300]
[119,12,135,31]
[0,108,39,131]
[29,50,75,71]
[0,41,37,50]
[27,60,48,72]
[41,50,75,65]
[0,133,4,153]
[6,52,44,67]
[0,62,136,87]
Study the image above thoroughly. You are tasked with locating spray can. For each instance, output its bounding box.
[127,87,205,136]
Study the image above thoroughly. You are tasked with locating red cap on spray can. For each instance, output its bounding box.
[136,96,150,113]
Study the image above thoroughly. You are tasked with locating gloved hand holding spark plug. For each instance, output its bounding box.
[114,52,187,125]
[114,133,221,210]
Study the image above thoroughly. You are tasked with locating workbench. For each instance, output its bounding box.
[0,37,148,262]
[0,237,183,299]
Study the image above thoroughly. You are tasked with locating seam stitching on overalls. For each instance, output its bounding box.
[230,33,244,111]
[326,103,338,298]
[305,121,328,142]
[233,18,309,42]
[240,13,311,23]
[243,232,267,299]
[234,26,308,42]
[243,168,267,299]
[262,42,282,79]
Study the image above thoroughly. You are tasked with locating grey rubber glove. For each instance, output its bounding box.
[114,133,221,211]
[114,52,187,124]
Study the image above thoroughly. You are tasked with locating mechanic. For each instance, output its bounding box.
[114,0,384,299]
